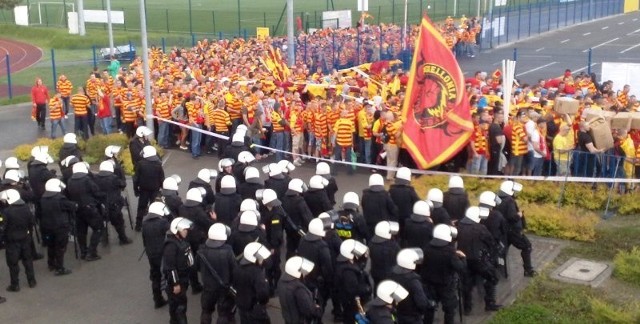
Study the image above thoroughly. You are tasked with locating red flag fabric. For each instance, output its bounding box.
[401,16,474,169]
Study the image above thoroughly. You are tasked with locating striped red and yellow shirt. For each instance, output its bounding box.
[472,123,488,155]
[212,109,231,133]
[49,97,64,120]
[313,111,328,137]
[154,98,171,119]
[225,93,242,120]
[385,121,401,145]
[271,110,285,132]
[511,122,528,156]
[85,79,101,100]
[334,118,355,147]
[71,94,90,116]
[56,79,73,97]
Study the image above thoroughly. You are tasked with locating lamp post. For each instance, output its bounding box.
[139,0,153,131]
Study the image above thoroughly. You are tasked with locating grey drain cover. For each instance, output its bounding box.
[551,258,612,287]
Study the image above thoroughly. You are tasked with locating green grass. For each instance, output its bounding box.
[0,0,555,36]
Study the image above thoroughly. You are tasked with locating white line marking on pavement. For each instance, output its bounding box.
[583,37,619,52]
[627,28,640,35]
[161,151,172,167]
[520,54,552,58]
[572,63,599,73]
[602,26,609,30]
[634,18,638,21]
[561,39,570,43]
[583,32,591,36]
[515,62,557,77]
[535,47,545,52]
[621,43,640,53]
[619,22,625,25]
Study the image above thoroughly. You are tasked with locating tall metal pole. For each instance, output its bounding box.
[106,0,114,55]
[189,0,193,35]
[77,0,85,36]
[403,0,408,50]
[286,0,294,67]
[237,0,241,37]
[139,0,153,131]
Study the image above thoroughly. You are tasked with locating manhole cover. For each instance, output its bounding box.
[557,259,609,283]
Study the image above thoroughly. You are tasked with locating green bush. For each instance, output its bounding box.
[521,202,599,242]
[491,303,558,323]
[613,247,640,288]
[589,298,640,323]
[82,134,130,165]
[14,137,86,162]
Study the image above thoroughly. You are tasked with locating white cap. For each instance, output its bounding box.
[284,256,315,279]
[45,178,66,193]
[316,162,331,175]
[239,210,259,228]
[163,176,181,191]
[261,188,281,207]
[31,145,49,158]
[479,191,500,207]
[412,200,431,217]
[218,158,234,172]
[63,133,78,144]
[374,221,400,239]
[433,224,457,243]
[170,217,193,235]
[396,248,424,270]
[376,280,409,304]
[141,146,157,159]
[99,160,114,173]
[232,132,244,143]
[268,163,282,177]
[148,201,170,216]
[369,173,384,187]
[4,169,22,183]
[208,223,230,241]
[186,187,205,203]
[34,152,54,165]
[243,242,272,264]
[309,175,328,189]
[240,199,259,212]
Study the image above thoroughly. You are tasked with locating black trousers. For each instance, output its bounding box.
[147,255,163,301]
[123,121,136,138]
[167,282,189,324]
[136,190,159,227]
[238,304,270,324]
[508,231,534,272]
[43,227,69,270]
[423,281,458,324]
[107,202,128,240]
[5,239,35,286]
[462,259,499,310]
[36,103,47,127]
[201,288,235,324]
[76,205,103,256]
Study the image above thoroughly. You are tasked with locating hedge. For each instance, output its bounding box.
[613,247,640,288]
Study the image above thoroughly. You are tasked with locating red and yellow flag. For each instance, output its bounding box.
[401,16,473,169]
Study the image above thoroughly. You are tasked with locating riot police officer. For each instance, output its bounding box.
[27,148,56,207]
[427,188,452,225]
[297,218,334,316]
[233,242,272,324]
[58,133,83,166]
[278,256,323,324]
[180,187,215,293]
[402,200,434,249]
[316,162,338,206]
[198,223,237,324]
[94,161,131,245]
[60,155,79,185]
[443,175,470,222]
[104,145,126,182]
[361,174,399,238]
[388,167,420,233]
[457,206,502,314]
[368,221,401,286]
[142,201,171,309]
[229,210,268,256]
[40,179,76,276]
[259,188,286,296]
[1,170,36,203]
[215,159,234,194]
[389,248,432,324]
[66,162,105,261]
[304,175,332,217]
[3,156,21,178]
[189,168,217,210]
[335,192,370,244]
[162,217,195,324]
[214,175,242,226]
[1,189,37,291]
[238,167,264,201]
[162,175,184,219]
[129,126,152,169]
[133,146,165,231]
[335,239,372,323]
[224,132,250,162]
[264,163,288,199]
[233,151,256,184]
[282,178,313,258]
[365,280,409,324]
[421,224,466,324]
[479,191,508,268]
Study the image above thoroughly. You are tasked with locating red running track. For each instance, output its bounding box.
[0,38,43,98]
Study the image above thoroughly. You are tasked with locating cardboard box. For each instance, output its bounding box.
[588,117,614,150]
[554,97,580,115]
[610,112,632,129]
[584,109,615,123]
[631,112,640,130]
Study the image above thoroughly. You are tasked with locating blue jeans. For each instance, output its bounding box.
[283,131,291,157]
[334,145,353,174]
[530,157,544,176]
[99,116,113,135]
[358,138,372,164]
[470,155,488,175]
[272,131,285,161]
[157,121,170,148]
[191,124,202,157]
[50,119,66,138]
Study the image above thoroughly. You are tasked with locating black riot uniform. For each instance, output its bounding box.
[495,194,535,276]
[133,157,164,231]
[232,161,248,185]
[214,191,242,226]
[94,170,130,244]
[421,239,465,324]
[365,297,395,324]
[0,180,36,205]
[389,182,420,232]
[335,207,370,244]
[389,265,432,324]
[361,187,399,238]
[105,157,126,183]
[162,231,195,324]
[402,214,434,249]
[282,192,313,258]
[179,200,213,292]
[443,189,470,222]
[368,235,401,286]
[233,258,271,324]
[142,211,170,308]
[223,141,247,162]
[214,171,233,195]
[2,197,37,290]
[303,188,332,218]
[39,190,76,274]
[238,180,264,201]
[262,205,286,294]
[189,178,216,210]
[129,136,150,169]
[431,206,452,226]
[27,160,56,203]
[264,175,288,201]
[162,188,183,220]
[334,256,372,323]
[66,171,105,260]
[198,238,237,324]
[481,209,509,261]
[457,217,501,313]
[60,157,78,184]
[229,223,269,257]
[58,143,83,168]
[278,273,323,324]
[322,175,338,207]
[297,233,333,313]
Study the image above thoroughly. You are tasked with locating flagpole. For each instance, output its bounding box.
[403,0,408,50]
[502,59,516,124]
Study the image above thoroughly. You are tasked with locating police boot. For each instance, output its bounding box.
[153,294,167,309]
[484,284,502,312]
[115,225,132,245]
[86,230,102,262]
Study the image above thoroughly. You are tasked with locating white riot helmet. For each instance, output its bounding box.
[61,155,79,168]
[34,152,54,165]
[464,206,482,224]
[31,145,49,158]
[309,175,328,189]
[186,187,206,203]
[395,167,412,184]
[267,163,282,178]
[376,280,409,305]
[232,132,244,143]
[163,175,182,191]
[169,217,193,235]
[148,201,170,216]
[218,158,234,172]
[427,188,444,207]
[308,218,327,237]
[499,180,522,196]
[285,256,315,279]
[261,188,281,207]
[220,175,237,194]
[104,145,122,158]
[278,160,296,174]
[72,162,89,174]
[479,191,501,208]
[99,160,115,173]
[236,124,248,133]
[63,132,78,144]
[243,242,272,264]
[4,157,19,169]
[239,210,259,232]
[238,151,256,164]
[396,248,424,270]
[240,199,259,212]
[208,223,231,241]
[197,168,218,182]
[412,200,431,217]
[45,178,66,193]
[368,173,384,188]
[288,178,306,194]
[342,192,360,210]
[316,162,331,176]
[244,167,260,183]
[374,221,400,240]
[448,175,464,191]
[136,126,153,138]
[3,169,23,184]
[433,224,458,243]
[339,239,368,260]
[0,189,22,205]
[141,146,158,159]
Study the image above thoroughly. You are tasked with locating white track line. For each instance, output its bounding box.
[583,32,591,36]
[627,28,640,35]
[516,62,557,77]
[621,43,640,54]
[561,39,570,43]
[572,63,598,73]
[583,37,619,52]
[619,22,625,25]
[602,26,609,30]
[535,47,545,52]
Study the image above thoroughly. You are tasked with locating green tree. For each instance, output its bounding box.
[0,0,24,10]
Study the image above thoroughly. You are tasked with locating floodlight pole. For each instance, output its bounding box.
[403,0,408,50]
[77,0,85,36]
[106,0,114,55]
[287,0,294,66]
[139,0,153,131]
